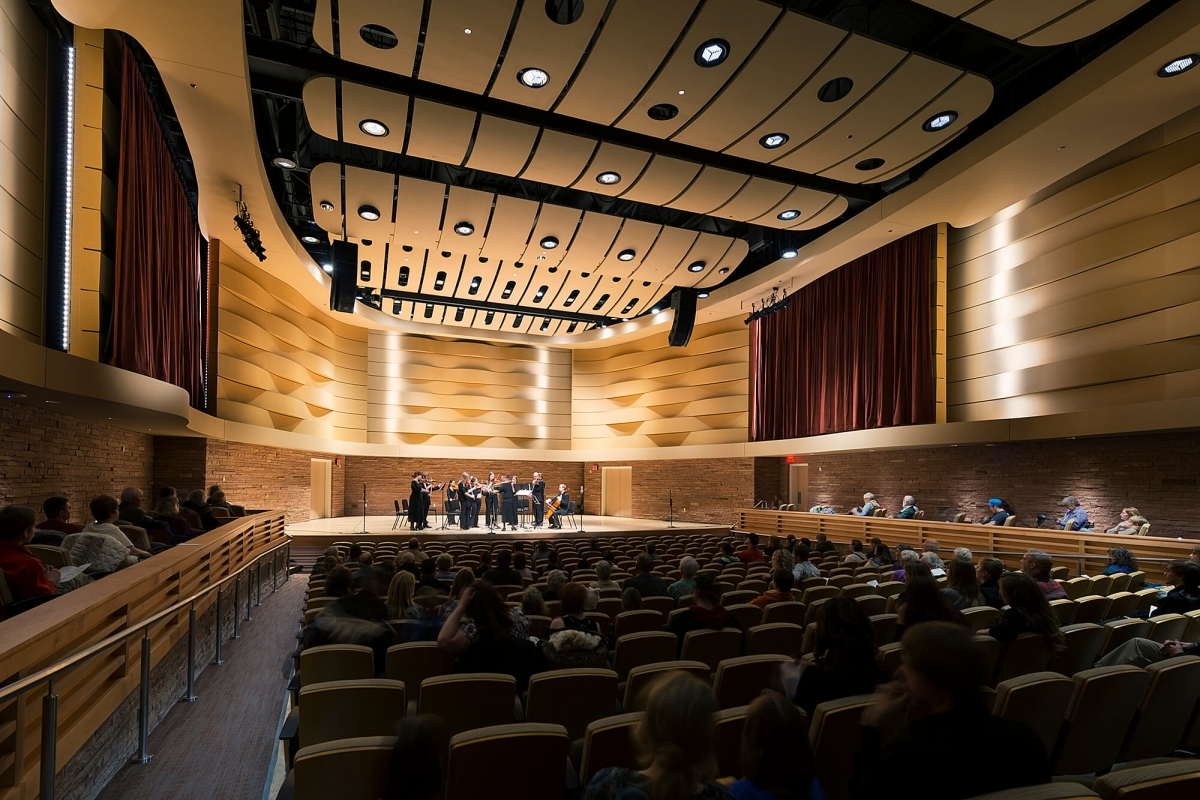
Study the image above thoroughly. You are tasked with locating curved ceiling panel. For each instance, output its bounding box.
[417,0,516,93]
[489,0,606,109]
[913,0,1152,46]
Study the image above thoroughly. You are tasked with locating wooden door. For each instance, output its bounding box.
[310,459,332,519]
[601,466,633,517]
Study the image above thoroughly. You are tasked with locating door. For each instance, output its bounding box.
[601,466,633,517]
[310,459,332,519]
[788,463,809,509]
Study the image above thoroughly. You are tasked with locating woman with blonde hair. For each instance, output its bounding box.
[770,547,794,575]
[385,571,418,620]
[583,672,730,800]
[1107,507,1144,534]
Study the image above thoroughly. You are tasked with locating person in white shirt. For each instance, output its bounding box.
[84,495,150,562]
[852,493,878,516]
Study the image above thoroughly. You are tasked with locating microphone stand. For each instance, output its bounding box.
[667,489,676,529]
[578,485,586,534]
[360,482,368,535]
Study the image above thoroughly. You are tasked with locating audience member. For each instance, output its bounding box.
[482,550,522,586]
[434,554,455,582]
[0,505,60,604]
[1059,495,1089,530]
[893,496,919,520]
[892,549,920,582]
[852,622,1050,800]
[84,495,150,561]
[621,587,642,612]
[521,586,546,617]
[1191,545,1200,564]
[583,672,729,800]
[942,559,987,610]
[206,485,234,512]
[406,538,428,564]
[852,493,879,517]
[414,558,446,596]
[732,694,820,800]
[795,597,884,717]
[1102,547,1138,575]
[1097,636,1200,668]
[348,544,363,564]
[977,558,1005,608]
[738,534,765,564]
[1106,507,1143,534]
[38,497,82,535]
[750,570,795,608]
[437,582,541,690]
[591,561,618,590]
[1021,550,1067,600]
[544,569,568,601]
[1141,560,1200,616]
[533,541,552,563]
[624,555,669,597]
[982,574,1066,656]
[842,539,867,565]
[305,565,393,673]
[384,716,448,800]
[646,542,662,562]
[813,533,835,554]
[791,546,820,582]
[182,490,221,531]
[980,498,1012,526]
[547,583,603,636]
[668,574,740,655]
[311,547,340,577]
[385,571,419,620]
[952,547,973,564]
[669,557,698,600]
[868,538,894,568]
[153,496,196,543]
[476,552,493,578]
[921,539,945,569]
[513,552,532,581]
[770,546,794,575]
[395,551,420,578]
[440,569,475,618]
[809,504,837,514]
[895,562,964,636]
[716,542,739,565]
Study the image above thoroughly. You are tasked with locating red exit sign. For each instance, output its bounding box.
[785,455,795,463]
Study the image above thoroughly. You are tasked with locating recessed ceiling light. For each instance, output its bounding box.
[540,236,559,249]
[596,171,621,185]
[695,39,729,68]
[678,89,685,95]
[718,267,729,275]
[319,200,335,211]
[518,67,550,88]
[301,234,320,244]
[854,158,885,171]
[454,221,474,236]
[1158,55,1198,77]
[760,133,788,149]
[358,205,381,221]
[817,76,853,103]
[922,111,958,132]
[697,292,709,299]
[647,103,679,121]
[617,249,636,262]
[777,209,800,221]
[782,248,798,259]
[321,263,333,273]
[359,119,389,137]
[272,155,298,169]
[688,261,705,273]
[463,28,472,34]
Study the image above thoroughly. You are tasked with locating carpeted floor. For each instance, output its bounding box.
[97,576,303,800]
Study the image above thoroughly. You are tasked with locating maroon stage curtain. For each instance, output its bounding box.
[109,40,205,408]
[749,229,935,441]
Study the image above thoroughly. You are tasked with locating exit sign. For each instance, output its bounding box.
[786,455,795,463]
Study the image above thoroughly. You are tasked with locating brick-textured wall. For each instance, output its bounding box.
[754,457,784,507]
[0,403,154,523]
[344,458,585,519]
[205,440,346,525]
[152,436,208,499]
[581,458,754,525]
[782,432,1200,539]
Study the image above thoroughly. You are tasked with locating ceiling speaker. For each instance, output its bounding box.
[329,240,358,313]
[668,288,697,347]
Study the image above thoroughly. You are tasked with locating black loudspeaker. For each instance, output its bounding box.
[329,240,358,313]
[668,288,697,347]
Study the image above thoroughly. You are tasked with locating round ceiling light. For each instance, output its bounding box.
[922,111,958,132]
[518,67,550,88]
[817,76,854,103]
[358,204,381,221]
[540,235,559,249]
[272,154,298,169]
[596,171,621,185]
[319,200,335,212]
[854,157,885,172]
[1158,55,1198,77]
[695,38,730,68]
[617,249,636,262]
[760,132,789,149]
[359,119,389,137]
[718,267,730,275]
[321,263,333,274]
[301,234,320,244]
[777,209,800,221]
[454,221,475,236]
[688,261,706,273]
[697,292,709,299]
[782,248,798,259]
[647,103,679,121]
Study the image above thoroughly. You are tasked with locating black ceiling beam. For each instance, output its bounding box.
[370,289,617,326]
[245,36,884,204]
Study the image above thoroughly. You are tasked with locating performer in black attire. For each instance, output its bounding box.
[407,471,425,530]
[548,484,570,529]
[446,479,459,527]
[420,473,438,530]
[459,477,477,531]
[497,474,519,532]
[484,472,499,528]
[531,472,546,529]
[470,478,483,528]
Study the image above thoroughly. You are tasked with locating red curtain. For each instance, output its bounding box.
[109,41,205,408]
[749,229,935,441]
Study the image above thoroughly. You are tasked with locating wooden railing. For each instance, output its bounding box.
[0,511,287,800]
[735,509,1197,571]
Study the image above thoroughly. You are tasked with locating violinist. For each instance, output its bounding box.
[421,473,442,529]
[531,472,546,529]
[497,474,519,532]
[407,471,427,531]
[546,483,570,529]
[484,472,499,527]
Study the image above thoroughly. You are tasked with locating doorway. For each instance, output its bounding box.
[601,466,633,517]
[788,463,809,509]
[310,459,332,519]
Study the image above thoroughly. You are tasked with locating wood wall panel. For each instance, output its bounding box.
[946,119,1200,423]
[572,317,749,449]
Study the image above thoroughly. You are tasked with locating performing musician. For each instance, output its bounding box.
[461,477,482,531]
[408,471,428,530]
[421,473,442,528]
[531,472,546,529]
[497,474,519,532]
[484,472,499,527]
[546,483,570,529]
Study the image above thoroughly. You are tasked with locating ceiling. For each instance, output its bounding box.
[231,0,1180,337]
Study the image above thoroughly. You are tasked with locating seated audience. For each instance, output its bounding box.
[893,495,919,519]
[977,557,1005,608]
[980,498,1013,526]
[646,542,662,562]
[181,490,221,531]
[434,554,455,582]
[921,539,945,569]
[621,587,642,612]
[414,558,446,595]
[732,694,820,800]
[851,493,879,516]
[394,551,420,578]
[513,552,532,582]
[385,571,420,620]
[716,542,739,565]
[440,569,475,618]
[668,574,740,655]
[548,583,600,633]
[895,562,964,636]
[1143,560,1200,616]
[305,565,393,673]
[311,547,340,577]
[750,570,795,608]
[1097,636,1200,668]
[437,582,541,690]
[623,554,669,598]
[206,485,232,509]
[792,546,820,581]
[544,569,568,601]
[669,556,698,600]
[405,538,428,564]
[814,533,835,553]
[1102,547,1138,575]
[38,497,82,535]
[1059,495,1089,530]
[842,539,867,565]
[868,538,894,568]
[476,552,493,578]
[952,547,973,564]
[853,622,1051,799]
[118,486,177,541]
[520,585,546,617]
[384,716,448,800]
[583,672,729,800]
[544,583,607,667]
[83,495,149,563]
[1021,550,1067,600]
[591,560,618,590]
[892,549,920,583]
[1106,507,1143,534]
[982,574,1066,656]
[0,505,60,604]
[482,550,522,587]
[795,597,884,717]
[533,542,552,563]
[1192,545,1200,564]
[348,544,362,564]
[942,559,987,610]
[738,533,766,564]
[153,496,196,543]
[770,546,794,575]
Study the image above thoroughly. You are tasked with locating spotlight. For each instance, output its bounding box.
[922,111,958,132]
[596,171,621,185]
[718,267,729,275]
[319,200,335,211]
[539,235,559,249]
[233,202,266,261]
[301,234,320,244]
[687,261,705,273]
[777,209,800,221]
[782,248,798,259]
[454,221,474,236]
[359,119,389,137]
[697,292,709,298]
[760,133,788,149]
[518,67,550,88]
[617,249,636,262]
[321,263,333,273]
[695,39,729,67]
[272,154,298,169]
[1158,55,1198,77]
[358,205,381,221]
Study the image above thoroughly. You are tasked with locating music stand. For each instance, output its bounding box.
[357,482,368,534]
[666,488,675,529]
[578,485,585,534]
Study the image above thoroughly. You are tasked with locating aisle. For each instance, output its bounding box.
[96,576,304,800]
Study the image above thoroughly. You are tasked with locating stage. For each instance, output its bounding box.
[285,515,729,565]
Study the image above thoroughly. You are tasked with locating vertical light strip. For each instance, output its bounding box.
[62,45,76,351]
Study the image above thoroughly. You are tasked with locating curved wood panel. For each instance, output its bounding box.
[418,0,516,93]
[466,115,539,175]
[407,99,478,166]
[618,156,704,206]
[489,0,605,109]
[318,0,420,74]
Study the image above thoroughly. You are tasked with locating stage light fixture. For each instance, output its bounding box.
[454,221,475,236]
[358,205,381,221]
[540,235,559,249]
[596,171,621,185]
[518,67,550,88]
[617,249,636,261]
[1159,55,1198,77]
[687,261,705,272]
[760,133,788,149]
[922,111,958,132]
[695,39,729,67]
[359,119,389,137]
[777,209,800,221]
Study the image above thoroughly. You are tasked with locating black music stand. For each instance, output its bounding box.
[667,488,675,529]
[578,485,585,534]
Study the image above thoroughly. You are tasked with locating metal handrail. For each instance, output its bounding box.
[16,536,292,799]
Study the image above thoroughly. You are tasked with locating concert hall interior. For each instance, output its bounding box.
[3,1,1200,799]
